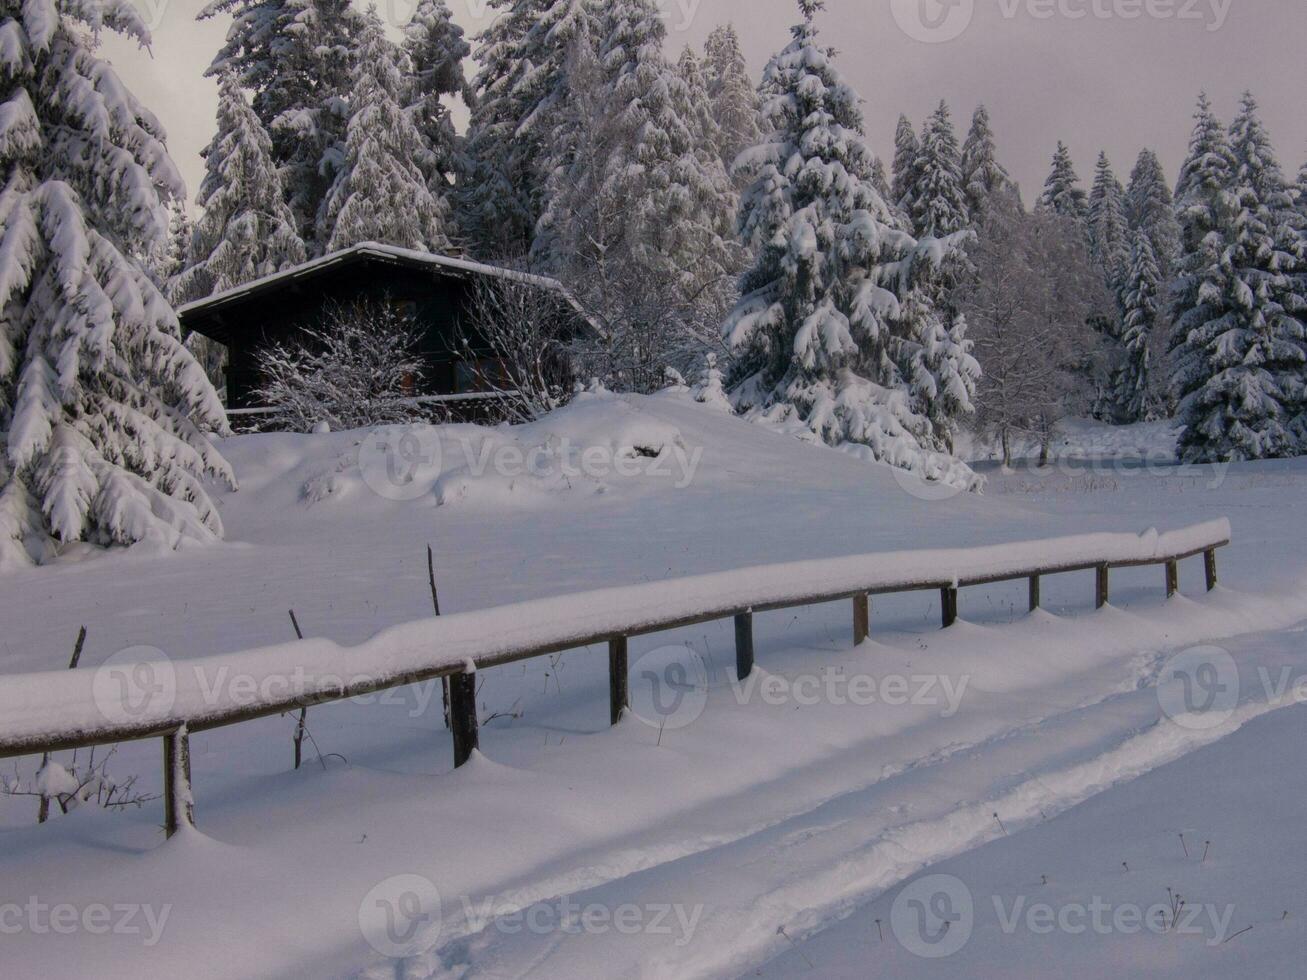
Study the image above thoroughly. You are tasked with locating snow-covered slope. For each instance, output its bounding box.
[2,394,1306,979]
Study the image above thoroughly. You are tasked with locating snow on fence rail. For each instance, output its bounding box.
[0,519,1231,837]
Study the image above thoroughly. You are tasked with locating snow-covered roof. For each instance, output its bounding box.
[177,242,597,332]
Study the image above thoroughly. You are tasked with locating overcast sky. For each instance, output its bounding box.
[102,0,1307,209]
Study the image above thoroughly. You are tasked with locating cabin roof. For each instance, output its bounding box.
[178,241,601,337]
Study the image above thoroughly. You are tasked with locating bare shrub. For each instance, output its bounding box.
[255,297,427,432]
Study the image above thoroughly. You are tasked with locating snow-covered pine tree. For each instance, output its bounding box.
[1125,148,1181,281]
[898,293,980,454]
[1111,232,1162,422]
[539,0,738,387]
[703,24,761,180]
[1173,93,1306,461]
[1037,142,1088,220]
[320,7,454,253]
[891,114,920,215]
[724,0,976,488]
[175,73,306,303]
[461,0,591,259]
[1087,152,1131,295]
[903,102,977,451]
[871,157,893,206]
[1168,94,1235,428]
[461,0,535,258]
[910,101,969,239]
[201,0,363,250]
[960,105,1012,219]
[402,0,470,198]
[0,0,235,566]
[692,352,732,411]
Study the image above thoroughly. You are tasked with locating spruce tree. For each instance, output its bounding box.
[1,0,235,566]
[402,0,470,196]
[1173,93,1306,461]
[461,0,536,258]
[1125,148,1182,280]
[1087,152,1131,295]
[321,8,454,253]
[960,104,1011,219]
[911,101,969,239]
[724,0,976,488]
[534,5,739,386]
[905,102,978,449]
[1112,232,1162,422]
[871,157,893,207]
[462,0,591,259]
[1037,142,1088,220]
[1169,94,1235,424]
[176,73,306,303]
[703,24,761,178]
[201,0,363,250]
[891,114,920,215]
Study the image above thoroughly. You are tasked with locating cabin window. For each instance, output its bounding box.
[390,299,419,320]
[456,358,509,394]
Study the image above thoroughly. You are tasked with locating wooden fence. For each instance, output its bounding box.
[0,521,1230,839]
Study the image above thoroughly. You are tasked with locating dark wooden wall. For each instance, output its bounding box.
[187,258,499,409]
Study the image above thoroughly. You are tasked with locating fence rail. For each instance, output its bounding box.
[0,520,1231,838]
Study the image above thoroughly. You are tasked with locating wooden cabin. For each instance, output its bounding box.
[178,242,596,425]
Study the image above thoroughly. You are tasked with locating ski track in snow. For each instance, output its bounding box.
[356,613,1307,980]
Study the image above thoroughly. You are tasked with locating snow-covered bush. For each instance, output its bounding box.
[254,299,427,432]
[693,353,732,412]
[2,749,156,822]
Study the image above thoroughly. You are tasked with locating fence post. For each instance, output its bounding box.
[163,726,194,839]
[1166,560,1179,598]
[1028,575,1041,612]
[735,612,755,680]
[1096,565,1110,609]
[449,671,478,768]
[1205,549,1218,592]
[853,593,870,646]
[941,587,959,629]
[608,637,628,726]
